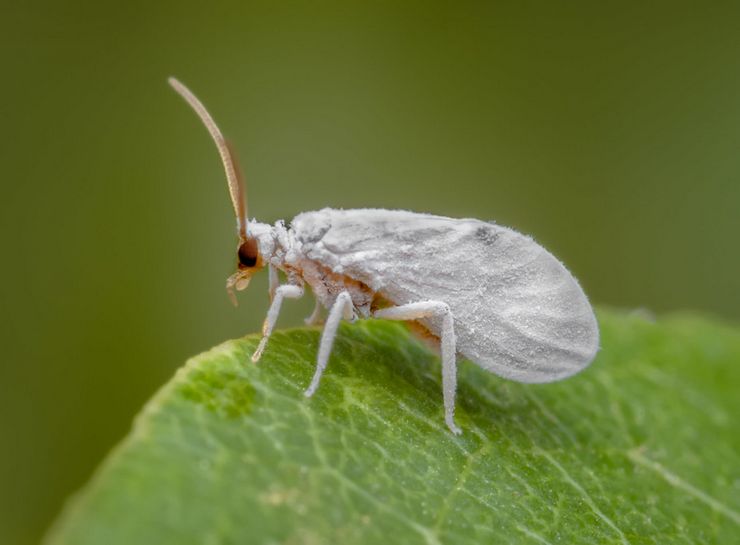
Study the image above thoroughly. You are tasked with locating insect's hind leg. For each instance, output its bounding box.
[304,291,354,397]
[251,283,304,362]
[373,301,462,435]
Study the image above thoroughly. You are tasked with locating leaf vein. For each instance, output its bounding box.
[628,447,740,526]
[536,447,630,545]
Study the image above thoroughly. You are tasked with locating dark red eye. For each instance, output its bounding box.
[237,239,259,268]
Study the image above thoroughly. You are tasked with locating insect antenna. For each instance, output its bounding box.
[168,77,248,241]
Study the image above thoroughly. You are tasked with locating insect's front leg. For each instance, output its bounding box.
[304,291,354,397]
[268,264,280,302]
[374,301,461,435]
[251,282,304,362]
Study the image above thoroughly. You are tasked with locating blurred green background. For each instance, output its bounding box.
[1,1,739,543]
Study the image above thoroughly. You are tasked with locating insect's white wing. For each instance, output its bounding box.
[291,208,599,383]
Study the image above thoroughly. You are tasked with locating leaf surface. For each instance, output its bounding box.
[46,310,740,544]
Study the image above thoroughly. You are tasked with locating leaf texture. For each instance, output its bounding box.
[46,310,740,544]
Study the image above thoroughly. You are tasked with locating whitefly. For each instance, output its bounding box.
[169,77,600,435]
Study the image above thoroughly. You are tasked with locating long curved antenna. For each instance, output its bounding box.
[168,77,248,241]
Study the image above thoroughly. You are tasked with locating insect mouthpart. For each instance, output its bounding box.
[225,238,262,306]
[226,269,252,306]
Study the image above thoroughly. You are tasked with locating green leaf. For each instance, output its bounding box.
[45,310,739,544]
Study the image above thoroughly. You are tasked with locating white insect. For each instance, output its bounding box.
[169,77,600,435]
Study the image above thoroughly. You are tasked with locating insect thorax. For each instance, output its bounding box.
[249,219,374,316]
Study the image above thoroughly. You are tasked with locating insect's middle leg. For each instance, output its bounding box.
[251,283,304,362]
[304,297,323,326]
[304,291,354,397]
[373,301,462,435]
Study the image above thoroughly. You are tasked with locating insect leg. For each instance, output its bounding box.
[267,264,280,302]
[373,301,462,435]
[304,291,354,397]
[304,297,323,326]
[251,283,304,362]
